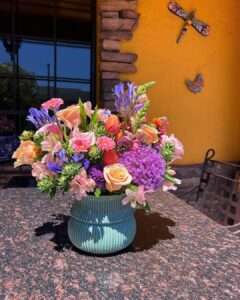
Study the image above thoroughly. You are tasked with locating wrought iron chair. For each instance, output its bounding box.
[195,149,240,236]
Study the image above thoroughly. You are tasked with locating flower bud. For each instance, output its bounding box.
[103,149,119,166]
[105,115,121,135]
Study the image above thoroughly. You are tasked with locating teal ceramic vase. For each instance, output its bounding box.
[68,194,136,254]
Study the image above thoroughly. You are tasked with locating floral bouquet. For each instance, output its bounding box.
[12,81,183,210]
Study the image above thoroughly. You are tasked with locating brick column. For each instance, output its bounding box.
[99,0,140,110]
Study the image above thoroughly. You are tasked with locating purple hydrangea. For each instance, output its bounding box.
[88,165,106,191]
[119,146,166,191]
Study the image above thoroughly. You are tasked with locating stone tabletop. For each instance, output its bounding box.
[0,188,239,299]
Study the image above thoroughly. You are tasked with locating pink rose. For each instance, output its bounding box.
[41,98,64,110]
[70,128,95,153]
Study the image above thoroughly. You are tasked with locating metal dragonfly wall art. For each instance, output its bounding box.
[168,1,210,43]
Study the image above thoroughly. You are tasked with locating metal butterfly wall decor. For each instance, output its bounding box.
[168,1,210,43]
[185,74,204,94]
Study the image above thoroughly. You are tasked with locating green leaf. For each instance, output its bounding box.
[89,105,98,130]
[78,98,87,130]
[164,173,178,184]
[94,188,101,198]
[127,184,138,192]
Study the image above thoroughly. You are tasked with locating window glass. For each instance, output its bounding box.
[19,41,54,77]
[57,44,90,79]
[19,79,54,110]
[56,81,90,104]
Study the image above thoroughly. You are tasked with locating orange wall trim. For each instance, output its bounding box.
[119,0,240,164]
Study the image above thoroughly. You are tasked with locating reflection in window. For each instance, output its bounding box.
[56,81,90,104]
[57,44,90,79]
[0,0,94,162]
[19,41,54,77]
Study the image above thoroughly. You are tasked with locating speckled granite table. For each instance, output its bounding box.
[0,188,239,299]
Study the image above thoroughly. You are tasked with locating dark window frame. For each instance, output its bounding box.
[0,0,96,133]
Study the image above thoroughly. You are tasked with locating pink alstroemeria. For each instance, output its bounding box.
[41,153,54,164]
[41,98,64,110]
[84,101,94,118]
[32,162,53,180]
[97,109,111,122]
[36,123,63,139]
[122,186,146,208]
[41,134,62,153]
[70,128,95,153]
[162,178,181,192]
[70,169,96,200]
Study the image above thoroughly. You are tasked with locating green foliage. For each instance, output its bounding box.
[61,163,82,181]
[133,101,150,132]
[127,184,138,192]
[89,105,99,131]
[162,142,175,162]
[78,98,87,130]
[138,202,151,212]
[0,63,39,110]
[37,176,57,198]
[19,130,34,141]
[137,81,156,96]
[88,145,102,162]
[94,188,101,198]
[94,122,107,138]
[33,134,44,149]
[164,173,178,184]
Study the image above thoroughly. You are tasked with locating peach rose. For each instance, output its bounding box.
[103,163,132,192]
[105,115,121,135]
[56,105,80,129]
[136,125,159,144]
[12,141,40,167]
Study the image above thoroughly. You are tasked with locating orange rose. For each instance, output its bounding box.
[136,125,159,144]
[105,115,121,135]
[12,141,40,167]
[103,163,132,192]
[56,105,80,129]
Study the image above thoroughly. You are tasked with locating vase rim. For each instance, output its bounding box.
[77,194,125,201]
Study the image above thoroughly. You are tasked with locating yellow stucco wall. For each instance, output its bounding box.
[120,0,240,164]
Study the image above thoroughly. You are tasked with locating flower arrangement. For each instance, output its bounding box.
[12,82,184,210]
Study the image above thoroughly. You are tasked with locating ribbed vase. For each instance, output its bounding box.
[68,194,136,254]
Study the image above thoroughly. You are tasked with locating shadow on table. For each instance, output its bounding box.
[34,210,175,256]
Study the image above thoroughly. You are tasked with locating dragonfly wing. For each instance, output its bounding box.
[192,18,210,36]
[168,1,187,20]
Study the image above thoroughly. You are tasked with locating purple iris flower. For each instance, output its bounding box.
[71,154,83,164]
[56,149,68,163]
[70,154,90,170]
[81,158,90,170]
[26,108,55,129]
[47,162,62,174]
[113,82,140,117]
